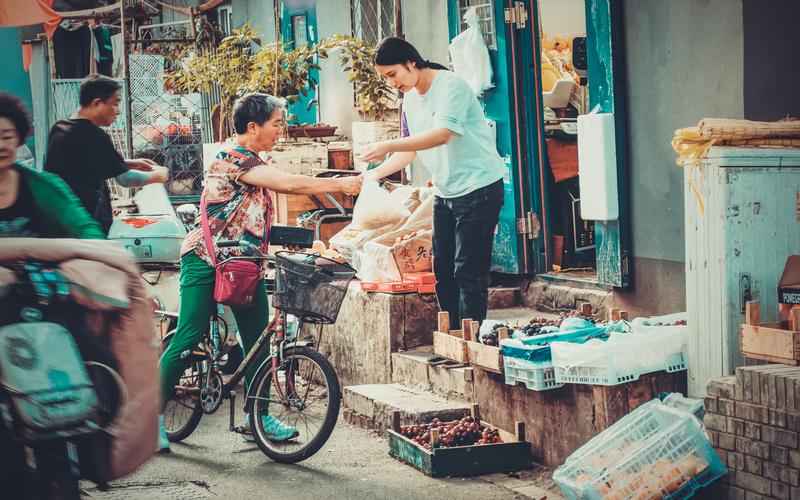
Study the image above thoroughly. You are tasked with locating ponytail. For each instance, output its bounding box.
[375,37,447,70]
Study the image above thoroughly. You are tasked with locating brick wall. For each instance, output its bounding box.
[705,365,800,500]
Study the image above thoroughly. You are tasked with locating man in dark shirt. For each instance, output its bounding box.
[45,75,168,233]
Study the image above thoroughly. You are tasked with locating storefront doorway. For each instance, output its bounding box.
[447,0,631,288]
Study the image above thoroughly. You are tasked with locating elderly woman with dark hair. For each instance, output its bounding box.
[0,92,105,239]
[158,93,362,451]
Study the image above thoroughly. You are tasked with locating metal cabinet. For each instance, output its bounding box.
[685,147,800,396]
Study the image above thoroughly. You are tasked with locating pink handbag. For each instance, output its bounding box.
[200,193,261,306]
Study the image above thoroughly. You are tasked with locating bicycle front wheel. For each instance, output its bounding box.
[161,333,204,442]
[248,346,341,463]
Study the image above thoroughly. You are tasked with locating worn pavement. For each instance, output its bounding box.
[81,398,561,500]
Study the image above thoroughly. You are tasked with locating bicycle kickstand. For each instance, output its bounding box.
[228,391,236,432]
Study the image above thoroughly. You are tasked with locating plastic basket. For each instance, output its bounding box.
[503,357,564,392]
[273,252,356,324]
[554,401,726,500]
[551,329,688,386]
[662,393,705,422]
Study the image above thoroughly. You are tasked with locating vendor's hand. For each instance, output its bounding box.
[127,158,159,171]
[152,165,170,184]
[338,174,363,196]
[359,142,391,163]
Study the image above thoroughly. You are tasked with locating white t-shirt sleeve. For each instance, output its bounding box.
[433,76,473,136]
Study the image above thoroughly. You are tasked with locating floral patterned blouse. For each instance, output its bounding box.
[181,144,273,266]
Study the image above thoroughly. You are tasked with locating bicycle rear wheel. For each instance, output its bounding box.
[248,346,340,463]
[161,333,204,442]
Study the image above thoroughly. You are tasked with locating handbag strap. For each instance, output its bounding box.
[199,192,218,267]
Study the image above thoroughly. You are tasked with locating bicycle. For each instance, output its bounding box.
[161,241,356,463]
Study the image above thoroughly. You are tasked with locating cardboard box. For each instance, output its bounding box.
[391,230,433,275]
[779,255,800,304]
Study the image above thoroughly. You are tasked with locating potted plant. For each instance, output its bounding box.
[319,35,399,169]
[167,24,328,141]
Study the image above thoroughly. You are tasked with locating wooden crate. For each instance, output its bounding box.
[272,192,354,227]
[466,322,508,375]
[432,312,470,364]
[387,406,532,477]
[741,301,800,365]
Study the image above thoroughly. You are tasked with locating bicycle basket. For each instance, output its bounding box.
[273,252,356,324]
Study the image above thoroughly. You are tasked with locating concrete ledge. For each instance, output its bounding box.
[522,280,612,318]
[343,383,471,435]
[391,350,475,402]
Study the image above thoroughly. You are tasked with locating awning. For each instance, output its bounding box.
[0,0,61,38]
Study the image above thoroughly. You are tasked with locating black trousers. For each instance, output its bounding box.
[433,179,504,330]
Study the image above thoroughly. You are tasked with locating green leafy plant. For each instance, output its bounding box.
[167,24,326,139]
[319,35,396,122]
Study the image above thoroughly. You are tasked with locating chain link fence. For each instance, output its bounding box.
[128,47,205,201]
[351,0,398,44]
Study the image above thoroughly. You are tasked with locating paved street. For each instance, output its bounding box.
[82,399,558,500]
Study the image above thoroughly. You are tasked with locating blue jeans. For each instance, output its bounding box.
[433,179,504,330]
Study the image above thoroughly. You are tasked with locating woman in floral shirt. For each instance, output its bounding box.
[159,94,362,451]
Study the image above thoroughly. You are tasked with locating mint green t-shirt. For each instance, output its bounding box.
[402,70,505,198]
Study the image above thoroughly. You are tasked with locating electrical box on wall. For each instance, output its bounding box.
[577,112,619,221]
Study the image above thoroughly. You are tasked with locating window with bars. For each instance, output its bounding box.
[457,0,496,49]
[351,0,398,44]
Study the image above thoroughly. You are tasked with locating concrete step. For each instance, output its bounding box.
[342,383,471,435]
[487,286,521,310]
[522,278,613,319]
[391,349,475,402]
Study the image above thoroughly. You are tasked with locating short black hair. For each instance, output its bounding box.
[79,74,121,107]
[232,93,285,134]
[0,92,32,145]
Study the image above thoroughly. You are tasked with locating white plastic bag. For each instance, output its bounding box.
[448,7,493,96]
[351,181,410,230]
[357,242,402,282]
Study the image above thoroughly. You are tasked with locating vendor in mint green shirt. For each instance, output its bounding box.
[361,37,505,330]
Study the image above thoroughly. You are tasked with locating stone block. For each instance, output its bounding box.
[773,445,790,465]
[719,432,737,451]
[708,376,737,400]
[342,384,470,435]
[734,470,773,495]
[736,436,771,459]
[744,421,762,440]
[706,413,728,432]
[762,426,799,448]
[745,455,763,475]
[728,451,745,471]
[772,409,790,428]
[736,401,770,424]
[775,481,792,500]
[789,449,800,469]
[719,398,736,416]
[728,417,746,436]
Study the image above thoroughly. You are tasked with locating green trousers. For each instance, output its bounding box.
[159,252,269,410]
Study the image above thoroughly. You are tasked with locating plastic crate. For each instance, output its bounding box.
[551,329,688,386]
[503,356,564,392]
[662,393,705,422]
[554,401,726,500]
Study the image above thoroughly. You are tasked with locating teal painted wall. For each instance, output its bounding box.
[0,28,35,152]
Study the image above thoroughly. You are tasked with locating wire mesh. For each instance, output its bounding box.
[351,0,398,44]
[127,47,205,198]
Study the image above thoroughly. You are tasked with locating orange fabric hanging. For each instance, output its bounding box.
[0,0,61,37]
[21,43,33,72]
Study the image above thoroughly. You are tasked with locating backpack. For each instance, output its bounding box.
[0,261,123,484]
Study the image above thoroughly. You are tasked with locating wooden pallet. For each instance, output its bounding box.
[433,312,470,364]
[741,301,800,365]
[387,405,532,478]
